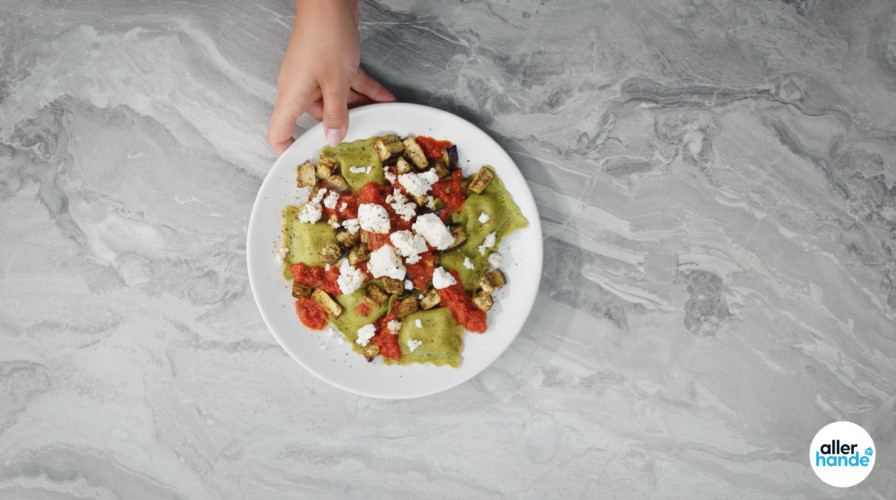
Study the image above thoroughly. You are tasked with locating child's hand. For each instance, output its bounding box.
[267,0,396,153]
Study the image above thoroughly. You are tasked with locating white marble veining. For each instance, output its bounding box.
[1,0,895,497]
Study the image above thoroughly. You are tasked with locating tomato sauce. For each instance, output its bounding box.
[372,311,401,360]
[289,262,342,297]
[295,297,329,330]
[358,182,386,205]
[437,270,487,333]
[356,302,372,317]
[367,232,390,252]
[415,136,452,159]
[431,169,465,213]
[405,252,437,290]
[370,330,401,360]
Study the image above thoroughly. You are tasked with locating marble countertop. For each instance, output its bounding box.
[1,0,894,497]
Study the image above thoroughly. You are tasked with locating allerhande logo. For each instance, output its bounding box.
[809,421,875,487]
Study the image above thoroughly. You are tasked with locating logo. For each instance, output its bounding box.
[810,421,875,487]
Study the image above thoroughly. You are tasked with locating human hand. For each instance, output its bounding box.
[267,0,396,154]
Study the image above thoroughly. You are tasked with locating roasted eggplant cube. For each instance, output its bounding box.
[325,174,351,194]
[362,343,380,362]
[348,244,371,266]
[311,289,343,318]
[359,230,370,245]
[335,228,360,247]
[449,225,467,249]
[433,159,451,179]
[478,269,506,294]
[420,289,441,310]
[442,145,458,169]
[468,166,495,194]
[472,290,494,312]
[317,154,338,179]
[364,285,388,307]
[395,156,413,175]
[382,277,405,294]
[395,296,419,319]
[296,162,317,187]
[402,137,429,169]
[373,135,404,162]
[412,194,429,207]
[291,281,312,299]
[320,242,343,263]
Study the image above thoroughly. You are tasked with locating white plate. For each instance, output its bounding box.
[247,103,542,399]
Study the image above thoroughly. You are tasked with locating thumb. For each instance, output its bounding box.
[321,84,350,146]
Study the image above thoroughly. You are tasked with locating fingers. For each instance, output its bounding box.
[306,90,374,120]
[266,92,308,154]
[351,69,396,103]
[321,84,351,146]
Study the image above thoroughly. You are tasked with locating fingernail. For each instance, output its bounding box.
[326,128,344,146]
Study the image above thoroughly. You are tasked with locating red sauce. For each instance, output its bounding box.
[356,302,372,317]
[415,136,452,159]
[371,311,401,360]
[358,182,386,205]
[295,298,328,330]
[289,262,342,297]
[437,270,487,333]
[321,193,358,220]
[371,330,401,360]
[367,232,391,252]
[431,169,465,213]
[405,252,437,290]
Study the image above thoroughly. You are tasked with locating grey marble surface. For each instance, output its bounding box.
[1,0,895,498]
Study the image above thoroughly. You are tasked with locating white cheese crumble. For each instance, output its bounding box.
[414,319,422,328]
[349,165,373,174]
[342,218,360,234]
[432,266,457,289]
[404,279,414,291]
[323,190,341,210]
[387,320,402,335]
[355,324,377,347]
[426,195,436,209]
[275,247,289,263]
[358,203,390,233]
[407,339,423,352]
[368,246,407,280]
[387,190,417,222]
[298,202,322,224]
[336,259,365,295]
[384,167,397,184]
[340,202,348,211]
[297,188,328,224]
[488,252,502,268]
[478,231,497,255]
[390,230,429,265]
[463,256,474,270]
[412,213,454,250]
[478,212,490,223]
[398,169,439,197]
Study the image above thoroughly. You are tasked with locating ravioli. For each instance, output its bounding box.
[388,308,464,367]
[331,281,392,346]
[322,137,386,191]
[440,166,528,289]
[281,205,338,279]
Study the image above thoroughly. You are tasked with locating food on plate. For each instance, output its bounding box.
[278,134,527,367]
